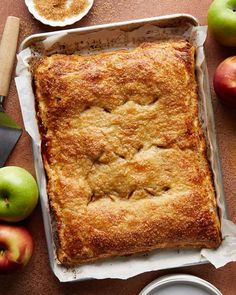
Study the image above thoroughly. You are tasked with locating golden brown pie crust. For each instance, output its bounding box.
[33,40,221,265]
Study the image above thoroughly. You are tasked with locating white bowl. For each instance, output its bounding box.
[25,0,94,27]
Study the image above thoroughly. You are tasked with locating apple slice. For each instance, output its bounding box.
[0,224,34,273]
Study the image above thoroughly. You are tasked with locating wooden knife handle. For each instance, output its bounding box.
[0,16,20,97]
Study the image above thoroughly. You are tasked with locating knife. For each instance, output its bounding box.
[0,16,22,167]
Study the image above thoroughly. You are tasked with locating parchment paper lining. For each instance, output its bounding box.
[15,23,236,282]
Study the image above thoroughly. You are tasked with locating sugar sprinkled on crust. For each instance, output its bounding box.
[34,40,221,265]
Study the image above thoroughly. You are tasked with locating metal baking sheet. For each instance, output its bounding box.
[17,13,227,282]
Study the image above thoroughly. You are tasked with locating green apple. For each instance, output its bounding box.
[0,166,39,222]
[208,0,236,46]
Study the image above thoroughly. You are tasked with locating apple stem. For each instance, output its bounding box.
[0,191,10,207]
[4,198,10,207]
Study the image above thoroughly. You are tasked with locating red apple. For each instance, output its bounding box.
[0,225,33,273]
[213,56,236,107]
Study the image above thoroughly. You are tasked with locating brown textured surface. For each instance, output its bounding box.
[34,41,221,265]
[0,0,235,294]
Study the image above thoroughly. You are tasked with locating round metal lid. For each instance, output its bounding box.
[139,274,222,295]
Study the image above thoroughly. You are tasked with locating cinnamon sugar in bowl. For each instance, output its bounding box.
[25,0,94,27]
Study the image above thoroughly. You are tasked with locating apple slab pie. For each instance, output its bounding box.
[33,39,221,265]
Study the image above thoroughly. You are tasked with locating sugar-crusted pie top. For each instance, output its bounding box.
[34,40,221,265]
